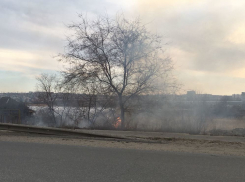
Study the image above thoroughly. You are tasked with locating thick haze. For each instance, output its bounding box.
[1,0,245,95]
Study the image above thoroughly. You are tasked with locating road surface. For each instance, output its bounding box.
[0,141,245,182]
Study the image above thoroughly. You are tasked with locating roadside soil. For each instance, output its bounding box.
[75,129,245,143]
[1,129,245,157]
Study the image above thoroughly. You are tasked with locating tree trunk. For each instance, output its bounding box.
[51,109,56,127]
[118,94,125,130]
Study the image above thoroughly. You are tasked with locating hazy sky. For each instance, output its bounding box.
[1,0,245,95]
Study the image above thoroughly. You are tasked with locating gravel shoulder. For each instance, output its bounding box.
[1,130,245,157]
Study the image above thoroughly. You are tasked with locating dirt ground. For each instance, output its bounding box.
[1,130,245,157]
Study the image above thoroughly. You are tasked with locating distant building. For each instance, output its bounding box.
[241,92,245,109]
[186,91,196,101]
[0,97,34,124]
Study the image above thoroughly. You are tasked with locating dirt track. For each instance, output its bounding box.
[75,129,245,142]
[1,129,245,157]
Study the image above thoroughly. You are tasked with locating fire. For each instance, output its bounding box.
[113,117,121,128]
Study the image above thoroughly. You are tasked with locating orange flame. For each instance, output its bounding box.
[113,117,121,128]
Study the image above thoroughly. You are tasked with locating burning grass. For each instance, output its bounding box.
[113,117,121,129]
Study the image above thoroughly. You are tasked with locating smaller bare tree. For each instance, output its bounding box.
[36,73,59,126]
[62,76,116,128]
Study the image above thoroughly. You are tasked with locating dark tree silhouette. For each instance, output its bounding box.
[60,14,174,129]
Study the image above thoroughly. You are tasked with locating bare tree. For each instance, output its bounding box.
[60,14,174,129]
[62,77,116,127]
[36,73,59,125]
[36,74,89,128]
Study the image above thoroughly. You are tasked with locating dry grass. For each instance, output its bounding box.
[206,118,245,131]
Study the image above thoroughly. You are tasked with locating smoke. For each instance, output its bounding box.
[17,92,245,135]
[25,105,119,129]
[112,94,245,134]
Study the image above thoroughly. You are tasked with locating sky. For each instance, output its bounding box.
[1,0,245,95]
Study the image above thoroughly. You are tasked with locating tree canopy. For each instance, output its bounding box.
[60,14,175,128]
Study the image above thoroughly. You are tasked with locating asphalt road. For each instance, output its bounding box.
[0,141,245,182]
